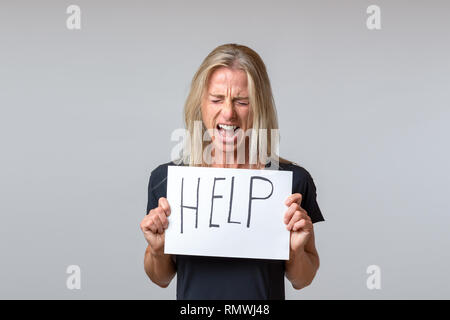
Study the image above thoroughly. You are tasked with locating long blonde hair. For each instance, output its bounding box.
[181,43,291,167]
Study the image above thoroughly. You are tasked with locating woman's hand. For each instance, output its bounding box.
[140,197,171,256]
[283,193,314,253]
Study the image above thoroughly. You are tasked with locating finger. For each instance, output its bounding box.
[293,219,312,232]
[141,218,157,234]
[297,209,310,221]
[292,219,307,231]
[148,222,158,234]
[283,203,300,224]
[287,209,309,229]
[285,193,302,207]
[151,207,164,218]
[158,197,171,216]
[287,210,302,230]
[140,216,154,232]
[152,215,164,234]
[157,210,169,229]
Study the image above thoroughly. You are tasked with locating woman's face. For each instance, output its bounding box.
[201,66,253,155]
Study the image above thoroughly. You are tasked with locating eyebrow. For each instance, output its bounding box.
[209,93,249,100]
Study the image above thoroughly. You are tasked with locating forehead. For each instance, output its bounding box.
[208,67,248,93]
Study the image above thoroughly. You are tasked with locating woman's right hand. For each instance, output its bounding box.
[140,197,171,256]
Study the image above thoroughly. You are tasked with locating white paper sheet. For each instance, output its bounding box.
[164,166,293,260]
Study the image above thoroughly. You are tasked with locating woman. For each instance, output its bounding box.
[140,43,324,299]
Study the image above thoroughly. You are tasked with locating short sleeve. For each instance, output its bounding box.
[303,173,324,223]
[145,163,176,265]
[291,166,324,224]
[145,162,170,215]
[146,173,158,215]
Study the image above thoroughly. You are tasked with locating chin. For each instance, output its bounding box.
[211,140,246,162]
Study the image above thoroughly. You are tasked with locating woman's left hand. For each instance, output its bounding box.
[283,193,314,253]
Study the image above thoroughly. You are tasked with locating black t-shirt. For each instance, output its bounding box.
[146,161,324,300]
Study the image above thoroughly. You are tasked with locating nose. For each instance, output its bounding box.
[221,99,236,120]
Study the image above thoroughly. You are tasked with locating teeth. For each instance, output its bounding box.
[218,124,237,131]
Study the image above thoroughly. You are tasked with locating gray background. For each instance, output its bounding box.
[0,0,449,299]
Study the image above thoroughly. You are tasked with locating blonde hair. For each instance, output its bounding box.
[181,43,291,167]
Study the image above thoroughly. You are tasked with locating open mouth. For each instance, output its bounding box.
[215,123,240,143]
